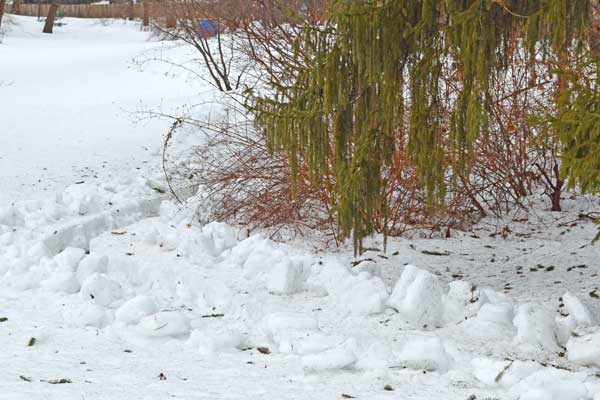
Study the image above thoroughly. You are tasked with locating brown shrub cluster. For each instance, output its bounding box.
[154,0,575,243]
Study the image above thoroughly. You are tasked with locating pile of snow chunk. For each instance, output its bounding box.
[168,220,238,262]
[190,328,246,355]
[513,303,562,353]
[40,247,86,294]
[7,246,86,292]
[62,301,112,329]
[387,264,445,329]
[384,264,600,372]
[202,221,238,255]
[135,311,191,338]
[81,273,123,307]
[561,292,596,328]
[291,332,347,356]
[301,339,358,371]
[0,177,164,283]
[353,341,397,371]
[509,368,593,400]
[76,253,109,284]
[475,302,515,328]
[443,280,489,324]
[234,236,313,296]
[265,258,309,295]
[255,311,359,371]
[308,258,389,316]
[146,218,238,263]
[396,335,453,372]
[260,311,321,352]
[115,295,158,325]
[473,358,597,400]
[556,291,597,345]
[566,330,600,368]
[175,274,233,315]
[471,358,542,388]
[387,264,498,330]
[5,184,600,389]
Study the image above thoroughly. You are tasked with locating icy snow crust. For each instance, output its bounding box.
[2,15,600,400]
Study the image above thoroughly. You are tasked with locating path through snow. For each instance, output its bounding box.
[0,16,205,204]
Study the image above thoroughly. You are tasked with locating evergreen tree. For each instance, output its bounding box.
[250,0,597,252]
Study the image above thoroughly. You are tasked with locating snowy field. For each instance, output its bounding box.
[1,16,600,400]
[0,16,206,204]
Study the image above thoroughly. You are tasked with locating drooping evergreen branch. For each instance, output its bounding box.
[249,0,597,252]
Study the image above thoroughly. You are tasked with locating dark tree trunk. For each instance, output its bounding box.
[42,0,60,34]
[128,0,134,21]
[535,162,563,212]
[142,0,149,27]
[550,163,564,212]
[0,0,6,31]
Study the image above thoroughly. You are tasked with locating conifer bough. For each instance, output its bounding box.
[250,0,598,252]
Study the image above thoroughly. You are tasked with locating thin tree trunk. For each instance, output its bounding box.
[142,0,149,27]
[550,163,563,212]
[165,3,176,29]
[127,0,134,21]
[42,0,60,34]
[11,0,21,14]
[0,0,6,31]
[536,162,563,212]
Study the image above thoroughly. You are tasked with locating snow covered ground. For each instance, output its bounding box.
[1,16,600,400]
[0,16,206,204]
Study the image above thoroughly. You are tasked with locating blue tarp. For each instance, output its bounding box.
[197,20,219,38]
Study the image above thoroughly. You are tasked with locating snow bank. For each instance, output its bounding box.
[2,175,599,395]
[0,177,163,290]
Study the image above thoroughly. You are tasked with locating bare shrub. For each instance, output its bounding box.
[157,0,574,246]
